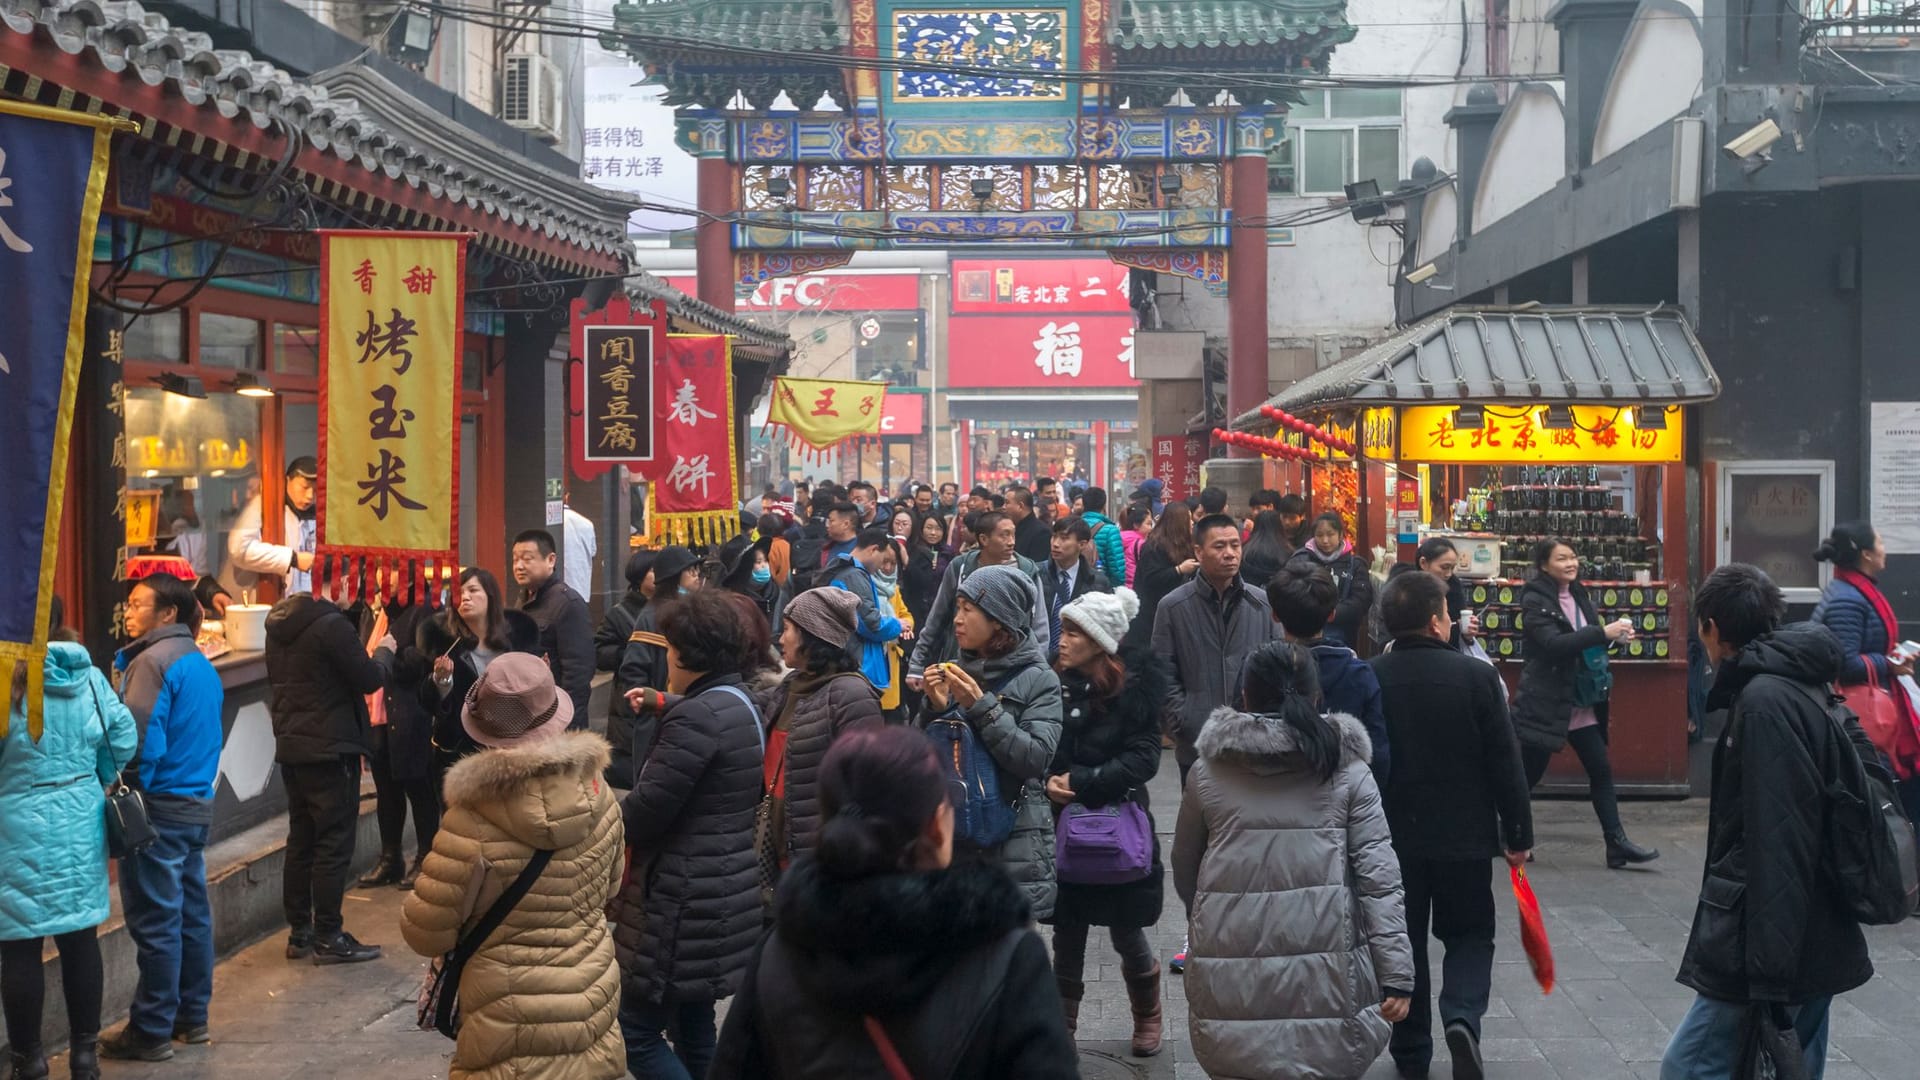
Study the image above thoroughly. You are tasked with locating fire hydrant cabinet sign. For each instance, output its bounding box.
[317,230,468,601]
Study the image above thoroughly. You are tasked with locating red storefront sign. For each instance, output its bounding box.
[1151,433,1206,503]
[950,258,1132,315]
[946,313,1138,389]
[879,391,924,435]
[662,273,922,312]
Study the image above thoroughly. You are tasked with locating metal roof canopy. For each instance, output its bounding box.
[1240,305,1721,425]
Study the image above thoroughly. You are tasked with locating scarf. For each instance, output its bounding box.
[872,570,899,599]
[1837,567,1900,653]
[1303,539,1353,565]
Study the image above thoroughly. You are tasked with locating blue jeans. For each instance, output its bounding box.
[619,993,716,1080]
[1660,994,1832,1079]
[118,816,213,1039]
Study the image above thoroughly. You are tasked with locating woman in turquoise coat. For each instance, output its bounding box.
[1,616,139,1080]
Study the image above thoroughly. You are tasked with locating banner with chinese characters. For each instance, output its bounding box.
[946,313,1138,389]
[0,101,122,739]
[1149,433,1206,504]
[317,230,467,605]
[1399,404,1683,464]
[643,335,738,544]
[764,376,886,457]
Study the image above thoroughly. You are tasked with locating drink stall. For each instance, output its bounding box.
[1238,307,1720,794]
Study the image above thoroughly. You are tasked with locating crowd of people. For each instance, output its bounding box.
[0,454,1908,1080]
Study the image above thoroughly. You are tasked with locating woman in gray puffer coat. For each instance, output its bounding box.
[919,563,1063,920]
[1174,642,1415,1080]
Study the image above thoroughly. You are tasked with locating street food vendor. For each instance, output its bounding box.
[228,456,319,595]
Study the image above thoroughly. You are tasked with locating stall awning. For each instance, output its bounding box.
[1241,306,1720,424]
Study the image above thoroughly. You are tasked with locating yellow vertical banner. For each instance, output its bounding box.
[317,231,468,604]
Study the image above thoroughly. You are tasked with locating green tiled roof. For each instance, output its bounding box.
[606,0,848,56]
[1113,0,1353,51]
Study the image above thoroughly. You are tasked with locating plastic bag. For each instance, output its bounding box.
[1511,865,1554,994]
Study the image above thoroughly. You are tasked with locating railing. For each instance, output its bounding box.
[1805,0,1920,39]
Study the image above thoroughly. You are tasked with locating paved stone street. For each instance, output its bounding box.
[65,759,1920,1079]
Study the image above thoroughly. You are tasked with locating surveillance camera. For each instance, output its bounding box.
[1722,118,1782,161]
[1404,262,1439,285]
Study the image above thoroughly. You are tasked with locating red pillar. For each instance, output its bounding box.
[695,154,734,313]
[1227,147,1270,458]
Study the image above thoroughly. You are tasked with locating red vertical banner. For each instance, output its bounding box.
[1150,433,1207,504]
[640,334,738,544]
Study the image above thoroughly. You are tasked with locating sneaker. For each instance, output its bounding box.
[172,1021,210,1044]
[1169,940,1188,975]
[312,930,383,965]
[286,931,314,960]
[98,1028,174,1063]
[1444,1021,1483,1080]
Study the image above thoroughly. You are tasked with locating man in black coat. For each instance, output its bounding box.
[263,592,393,964]
[511,528,594,726]
[1008,487,1051,565]
[1369,571,1531,1079]
[1661,565,1873,1077]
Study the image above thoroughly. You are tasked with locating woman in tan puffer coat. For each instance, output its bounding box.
[400,653,625,1080]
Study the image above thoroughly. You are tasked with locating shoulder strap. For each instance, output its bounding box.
[863,1017,915,1080]
[453,849,554,964]
[701,683,765,751]
[85,673,122,787]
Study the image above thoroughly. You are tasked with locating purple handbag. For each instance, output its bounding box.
[1055,799,1153,885]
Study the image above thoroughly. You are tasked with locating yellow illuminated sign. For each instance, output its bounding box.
[1399,405,1683,464]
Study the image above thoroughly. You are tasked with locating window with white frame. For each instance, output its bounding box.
[1268,88,1404,196]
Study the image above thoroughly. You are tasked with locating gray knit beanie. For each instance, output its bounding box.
[784,587,860,651]
[957,564,1036,638]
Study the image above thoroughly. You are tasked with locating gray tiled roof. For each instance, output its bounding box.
[1242,306,1721,423]
[0,0,636,265]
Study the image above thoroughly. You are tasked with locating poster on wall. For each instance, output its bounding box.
[582,66,698,234]
[1871,402,1920,553]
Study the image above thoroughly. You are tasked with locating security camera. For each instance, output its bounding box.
[1722,119,1781,161]
[1404,262,1439,285]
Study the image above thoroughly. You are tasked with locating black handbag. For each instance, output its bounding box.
[88,677,155,858]
[1736,1003,1809,1080]
[416,849,554,1039]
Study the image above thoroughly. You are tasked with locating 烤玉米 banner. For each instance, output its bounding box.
[317,231,469,606]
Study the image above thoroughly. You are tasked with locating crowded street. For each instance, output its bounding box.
[8,0,1920,1079]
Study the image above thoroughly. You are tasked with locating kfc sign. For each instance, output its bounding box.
[879,392,925,436]
[950,258,1132,315]
[946,313,1139,389]
[662,273,921,312]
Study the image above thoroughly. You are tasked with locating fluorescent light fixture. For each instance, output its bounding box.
[1405,262,1438,285]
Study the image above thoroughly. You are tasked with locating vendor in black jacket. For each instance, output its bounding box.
[1510,539,1658,869]
[264,591,393,965]
[511,528,595,726]
[1662,565,1872,1077]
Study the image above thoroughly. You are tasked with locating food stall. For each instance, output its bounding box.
[1238,306,1720,795]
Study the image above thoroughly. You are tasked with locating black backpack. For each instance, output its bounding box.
[1784,680,1920,925]
[787,531,830,596]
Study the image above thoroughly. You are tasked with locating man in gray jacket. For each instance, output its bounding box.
[1152,513,1282,786]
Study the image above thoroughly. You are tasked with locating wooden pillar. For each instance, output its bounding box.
[693,116,734,314]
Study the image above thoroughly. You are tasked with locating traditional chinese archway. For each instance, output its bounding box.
[608,0,1354,441]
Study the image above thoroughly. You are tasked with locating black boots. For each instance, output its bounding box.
[356,849,404,888]
[1606,832,1660,869]
[8,1048,47,1080]
[1056,976,1083,1037]
[398,855,426,891]
[312,930,383,965]
[67,1032,98,1080]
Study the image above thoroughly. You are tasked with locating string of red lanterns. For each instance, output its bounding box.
[1258,404,1358,456]
[1211,428,1319,461]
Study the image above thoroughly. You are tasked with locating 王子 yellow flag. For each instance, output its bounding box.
[765,376,887,452]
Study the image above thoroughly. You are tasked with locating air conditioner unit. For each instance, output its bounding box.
[501,53,564,142]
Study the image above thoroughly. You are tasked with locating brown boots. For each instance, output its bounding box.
[1057,976,1084,1037]
[1123,967,1163,1057]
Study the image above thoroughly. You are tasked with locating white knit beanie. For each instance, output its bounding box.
[1059,587,1139,657]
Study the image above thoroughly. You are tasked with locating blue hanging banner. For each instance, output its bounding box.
[0,101,125,740]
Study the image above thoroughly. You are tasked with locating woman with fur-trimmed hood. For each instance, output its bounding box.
[401,654,625,1080]
[1173,642,1415,1080]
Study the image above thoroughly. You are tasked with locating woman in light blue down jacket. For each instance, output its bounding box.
[0,597,139,1080]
